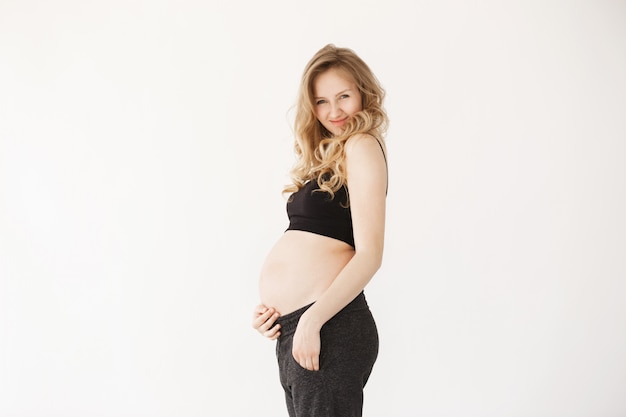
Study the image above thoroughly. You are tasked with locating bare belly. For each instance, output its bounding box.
[259,230,355,315]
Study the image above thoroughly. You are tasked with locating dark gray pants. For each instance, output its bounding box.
[275,292,379,417]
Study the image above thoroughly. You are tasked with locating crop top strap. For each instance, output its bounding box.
[374,138,388,195]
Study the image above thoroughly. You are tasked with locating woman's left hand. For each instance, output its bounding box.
[292,315,322,371]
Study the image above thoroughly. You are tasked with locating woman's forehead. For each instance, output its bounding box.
[313,68,357,95]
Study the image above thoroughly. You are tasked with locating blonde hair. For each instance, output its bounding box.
[283,44,389,199]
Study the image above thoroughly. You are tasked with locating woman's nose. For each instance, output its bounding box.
[329,102,343,118]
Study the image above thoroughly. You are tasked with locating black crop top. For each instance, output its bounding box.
[286,178,354,247]
[285,139,387,248]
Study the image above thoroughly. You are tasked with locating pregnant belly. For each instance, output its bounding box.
[259,231,354,315]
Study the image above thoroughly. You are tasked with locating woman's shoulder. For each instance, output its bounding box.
[344,133,386,160]
[345,132,378,146]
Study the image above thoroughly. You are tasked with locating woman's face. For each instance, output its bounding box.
[313,67,363,136]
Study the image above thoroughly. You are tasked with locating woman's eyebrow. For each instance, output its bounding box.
[314,89,352,100]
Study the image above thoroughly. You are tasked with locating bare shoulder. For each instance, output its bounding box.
[344,133,388,193]
[344,132,388,199]
[344,133,386,156]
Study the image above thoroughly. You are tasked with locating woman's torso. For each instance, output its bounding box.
[259,176,356,314]
[259,230,354,315]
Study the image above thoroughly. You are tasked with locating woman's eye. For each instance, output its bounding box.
[316,100,326,105]
[340,94,349,99]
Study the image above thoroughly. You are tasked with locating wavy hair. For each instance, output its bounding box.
[283,44,388,199]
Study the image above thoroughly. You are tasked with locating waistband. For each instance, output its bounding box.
[276,291,369,337]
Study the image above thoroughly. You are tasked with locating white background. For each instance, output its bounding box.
[1,1,625,416]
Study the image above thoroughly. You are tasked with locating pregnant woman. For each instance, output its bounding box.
[252,44,389,417]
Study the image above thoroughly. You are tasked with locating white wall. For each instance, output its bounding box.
[1,1,625,416]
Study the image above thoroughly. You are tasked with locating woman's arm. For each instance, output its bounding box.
[292,133,387,370]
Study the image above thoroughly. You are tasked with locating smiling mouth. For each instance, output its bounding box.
[330,118,348,125]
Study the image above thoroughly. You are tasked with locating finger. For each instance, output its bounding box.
[253,304,268,315]
[263,322,280,335]
[252,308,268,327]
[267,330,281,340]
[252,309,275,330]
[259,312,280,331]
[263,323,281,339]
[298,355,308,370]
[252,313,266,329]
[311,354,319,371]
